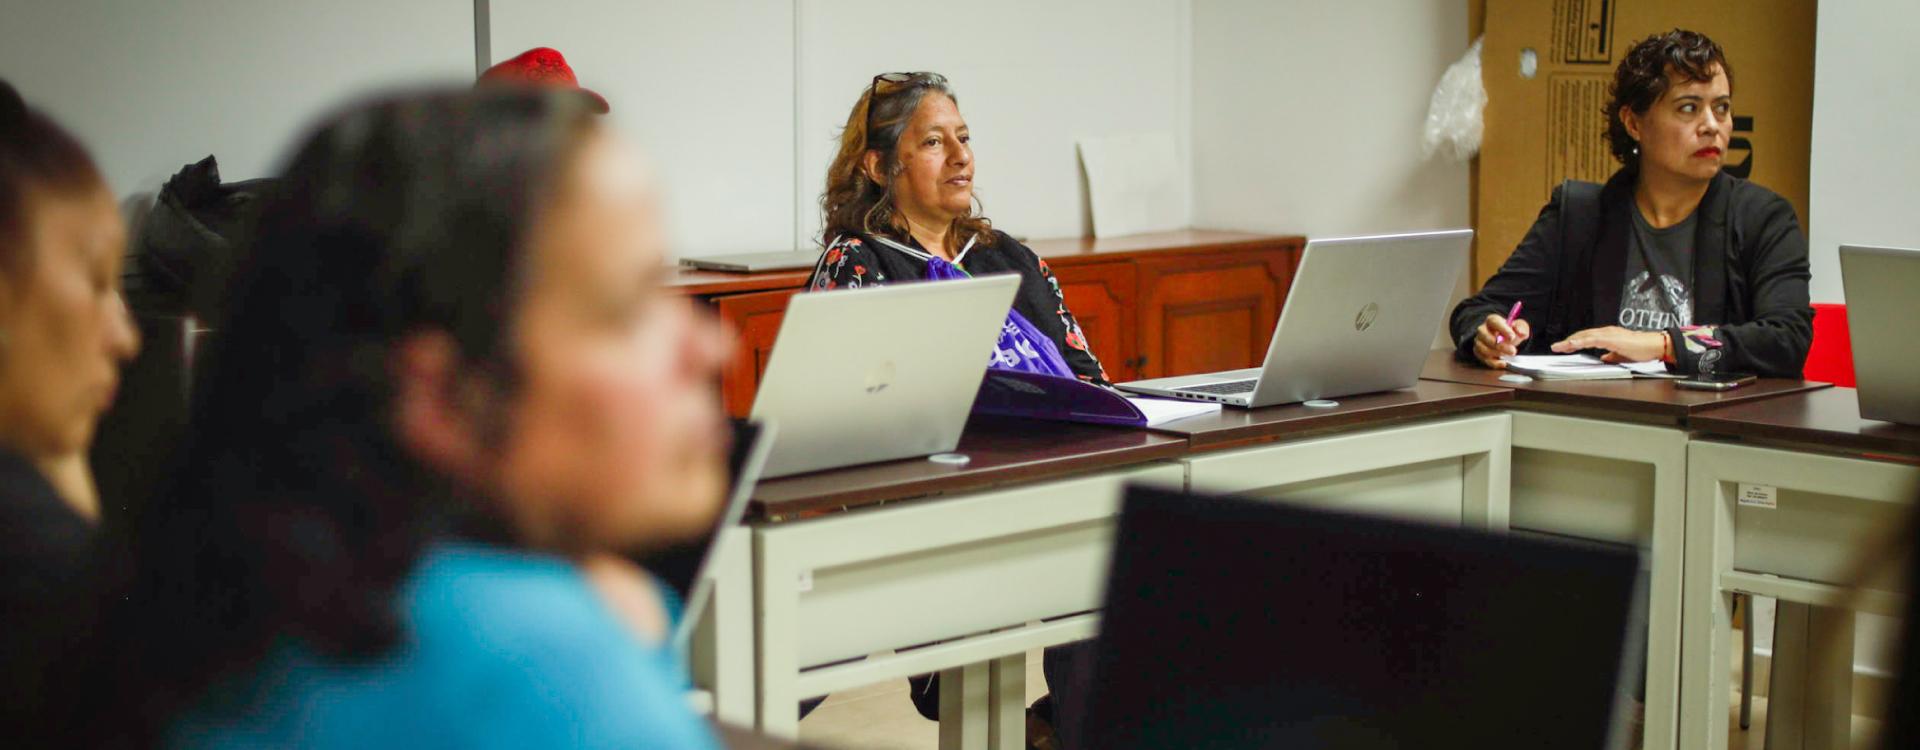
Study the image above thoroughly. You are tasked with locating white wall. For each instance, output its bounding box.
[1189,1,1471,348]
[489,0,797,256]
[489,0,1191,256]
[793,0,1192,249]
[1189,1,1472,239]
[1807,1,1920,303]
[0,0,472,196]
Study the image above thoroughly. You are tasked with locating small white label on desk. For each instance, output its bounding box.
[797,570,814,592]
[1738,483,1778,509]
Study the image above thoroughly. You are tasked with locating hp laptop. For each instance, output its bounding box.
[750,274,1019,477]
[681,250,821,273]
[1082,485,1643,750]
[638,420,776,652]
[1116,229,1471,407]
[1839,244,1920,425]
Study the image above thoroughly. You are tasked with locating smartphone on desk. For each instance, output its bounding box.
[1675,372,1757,391]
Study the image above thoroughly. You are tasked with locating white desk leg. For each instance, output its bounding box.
[988,654,1027,750]
[1682,446,1738,750]
[939,662,991,750]
[1644,431,1688,750]
[708,532,757,727]
[754,529,803,740]
[1461,439,1511,532]
[1772,605,1855,750]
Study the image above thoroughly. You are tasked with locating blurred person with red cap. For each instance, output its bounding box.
[479,46,611,114]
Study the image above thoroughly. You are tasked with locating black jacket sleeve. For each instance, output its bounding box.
[1666,193,1813,378]
[1449,185,1567,362]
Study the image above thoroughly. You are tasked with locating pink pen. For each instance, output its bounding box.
[1495,300,1524,344]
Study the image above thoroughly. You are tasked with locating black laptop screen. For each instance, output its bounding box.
[1083,486,1641,750]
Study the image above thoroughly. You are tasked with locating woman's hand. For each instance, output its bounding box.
[1472,314,1531,368]
[1551,326,1669,363]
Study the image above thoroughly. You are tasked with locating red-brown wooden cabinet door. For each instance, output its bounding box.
[1048,260,1139,382]
[713,287,801,418]
[1133,247,1298,379]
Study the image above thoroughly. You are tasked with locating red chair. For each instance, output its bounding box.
[1803,303,1855,387]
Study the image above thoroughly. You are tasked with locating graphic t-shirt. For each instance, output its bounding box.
[1617,207,1697,331]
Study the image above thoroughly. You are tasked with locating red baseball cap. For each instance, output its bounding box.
[478,47,610,113]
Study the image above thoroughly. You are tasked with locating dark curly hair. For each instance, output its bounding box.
[1605,29,1735,167]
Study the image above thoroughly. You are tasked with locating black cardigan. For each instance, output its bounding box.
[1451,169,1813,377]
[810,229,1110,384]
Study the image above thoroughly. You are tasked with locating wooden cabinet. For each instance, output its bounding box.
[713,287,801,418]
[1133,247,1296,379]
[1047,261,1138,382]
[677,230,1303,415]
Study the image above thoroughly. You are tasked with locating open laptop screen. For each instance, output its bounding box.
[1083,486,1642,750]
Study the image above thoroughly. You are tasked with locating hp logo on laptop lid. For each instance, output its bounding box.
[864,360,896,394]
[1355,302,1380,332]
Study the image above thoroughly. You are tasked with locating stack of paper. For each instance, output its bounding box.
[1502,354,1633,380]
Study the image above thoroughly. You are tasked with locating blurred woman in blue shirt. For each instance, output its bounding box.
[54,88,732,749]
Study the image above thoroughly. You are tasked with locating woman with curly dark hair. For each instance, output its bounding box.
[49,87,732,748]
[1451,29,1812,377]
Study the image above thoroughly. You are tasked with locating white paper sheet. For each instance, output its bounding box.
[1124,396,1222,426]
[1077,133,1183,237]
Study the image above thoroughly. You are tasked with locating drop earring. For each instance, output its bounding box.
[1631,142,1640,156]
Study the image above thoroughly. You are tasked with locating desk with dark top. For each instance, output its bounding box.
[1689,386,1920,459]
[749,416,1189,521]
[1416,349,1833,750]
[717,380,1517,747]
[1419,350,1833,422]
[1677,387,1920,750]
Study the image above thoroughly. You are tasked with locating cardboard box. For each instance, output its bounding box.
[1473,0,1816,288]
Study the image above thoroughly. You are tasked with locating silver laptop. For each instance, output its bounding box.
[1117,229,1472,408]
[654,420,777,653]
[1839,244,1920,425]
[750,274,1019,477]
[681,250,821,273]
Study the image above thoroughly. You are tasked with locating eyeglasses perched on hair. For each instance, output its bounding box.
[869,71,947,97]
[866,72,947,136]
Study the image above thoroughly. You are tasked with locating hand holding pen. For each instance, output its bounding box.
[1472,300,1531,369]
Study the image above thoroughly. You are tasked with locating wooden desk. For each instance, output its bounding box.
[1151,380,1512,451]
[722,384,1524,747]
[1418,349,1804,750]
[1690,386,1920,458]
[1680,388,1920,750]
[751,416,1189,520]
[1420,350,1832,422]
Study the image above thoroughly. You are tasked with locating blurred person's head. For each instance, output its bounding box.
[81,87,727,743]
[0,80,141,504]
[478,46,611,113]
[1607,30,1735,185]
[822,71,989,255]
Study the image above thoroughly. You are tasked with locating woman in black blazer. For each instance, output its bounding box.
[1452,30,1812,378]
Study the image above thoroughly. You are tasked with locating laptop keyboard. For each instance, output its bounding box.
[1176,379,1258,395]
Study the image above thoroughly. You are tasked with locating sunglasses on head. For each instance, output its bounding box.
[866,72,947,136]
[870,71,946,93]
